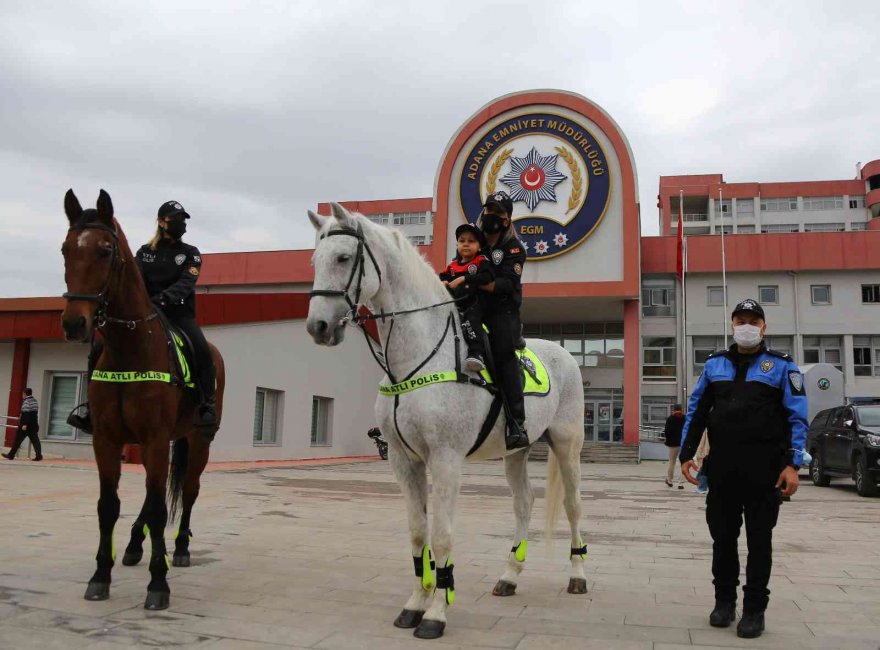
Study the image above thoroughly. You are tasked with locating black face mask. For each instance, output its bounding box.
[480,213,505,234]
[165,220,187,239]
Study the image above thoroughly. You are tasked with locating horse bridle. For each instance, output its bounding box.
[308,222,383,325]
[63,222,157,330]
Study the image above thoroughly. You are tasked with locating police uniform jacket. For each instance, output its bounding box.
[483,237,526,312]
[679,344,808,484]
[135,239,202,319]
[439,254,494,302]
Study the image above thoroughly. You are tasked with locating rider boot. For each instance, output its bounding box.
[66,339,103,434]
[505,418,529,451]
[194,366,218,440]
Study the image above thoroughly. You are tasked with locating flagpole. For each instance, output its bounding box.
[679,190,688,404]
[719,187,728,348]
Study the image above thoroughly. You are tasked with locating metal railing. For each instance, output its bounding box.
[639,424,665,443]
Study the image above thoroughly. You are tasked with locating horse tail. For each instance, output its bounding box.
[543,436,564,547]
[167,438,189,522]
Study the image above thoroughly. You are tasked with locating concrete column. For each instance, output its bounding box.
[5,338,30,447]
[623,299,640,446]
[843,334,855,398]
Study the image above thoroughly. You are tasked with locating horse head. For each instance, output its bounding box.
[60,189,119,342]
[306,202,382,346]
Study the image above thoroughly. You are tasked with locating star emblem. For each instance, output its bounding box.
[553,232,568,247]
[500,146,568,212]
[533,240,550,255]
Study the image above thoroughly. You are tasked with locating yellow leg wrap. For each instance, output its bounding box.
[514,539,528,563]
[142,523,150,538]
[110,525,116,563]
[421,545,435,591]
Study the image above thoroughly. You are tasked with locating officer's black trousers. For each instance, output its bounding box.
[173,317,216,405]
[706,478,780,613]
[484,310,525,426]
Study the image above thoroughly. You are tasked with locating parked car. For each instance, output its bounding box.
[807,403,880,497]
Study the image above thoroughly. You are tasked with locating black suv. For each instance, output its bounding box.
[807,404,880,497]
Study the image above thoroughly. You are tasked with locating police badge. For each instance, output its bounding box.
[467,263,478,275]
[760,360,774,373]
[174,254,186,265]
[492,249,504,265]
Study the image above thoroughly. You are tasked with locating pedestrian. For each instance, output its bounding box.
[2,388,43,461]
[679,299,807,639]
[476,191,529,450]
[662,404,685,489]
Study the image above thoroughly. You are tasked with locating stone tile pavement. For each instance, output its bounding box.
[0,457,878,649]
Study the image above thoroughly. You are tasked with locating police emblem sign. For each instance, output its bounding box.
[459,112,611,261]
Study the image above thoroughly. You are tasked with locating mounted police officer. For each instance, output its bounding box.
[679,299,807,639]
[67,200,217,436]
[476,191,529,450]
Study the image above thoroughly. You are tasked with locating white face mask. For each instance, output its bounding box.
[733,324,763,348]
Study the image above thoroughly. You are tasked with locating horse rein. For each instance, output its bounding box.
[63,222,157,330]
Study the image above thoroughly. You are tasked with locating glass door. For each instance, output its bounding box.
[596,402,612,442]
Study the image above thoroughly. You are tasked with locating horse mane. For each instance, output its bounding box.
[345,212,448,301]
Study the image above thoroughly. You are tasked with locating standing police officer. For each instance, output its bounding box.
[679,299,807,639]
[477,191,529,450]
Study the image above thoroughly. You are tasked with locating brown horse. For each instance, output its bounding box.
[60,189,225,610]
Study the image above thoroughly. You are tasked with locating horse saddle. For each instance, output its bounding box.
[479,347,550,396]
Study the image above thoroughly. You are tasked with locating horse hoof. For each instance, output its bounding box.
[144,591,170,610]
[492,580,517,597]
[84,582,110,601]
[172,554,190,567]
[122,551,143,566]
[393,609,424,628]
[567,577,588,594]
[414,619,445,639]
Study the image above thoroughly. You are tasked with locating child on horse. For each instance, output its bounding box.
[67,200,217,437]
[476,191,529,450]
[439,223,493,372]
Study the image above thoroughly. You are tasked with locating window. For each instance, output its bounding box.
[641,397,677,436]
[253,388,282,445]
[811,285,831,305]
[714,199,731,215]
[392,211,428,226]
[311,396,333,445]
[642,337,676,381]
[408,235,427,246]
[707,286,726,306]
[760,197,798,212]
[852,336,880,376]
[758,285,779,305]
[849,196,866,209]
[764,336,793,358]
[862,285,880,304]
[803,196,844,210]
[47,372,89,441]
[523,322,623,368]
[804,223,845,232]
[737,225,756,234]
[717,225,733,235]
[735,200,754,215]
[693,336,724,375]
[850,221,867,231]
[683,213,708,222]
[803,336,842,371]
[641,279,675,317]
[367,214,389,225]
[761,223,799,233]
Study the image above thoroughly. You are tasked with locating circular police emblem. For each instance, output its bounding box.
[467,263,478,275]
[817,378,831,391]
[459,112,611,261]
[760,360,774,373]
[492,249,504,265]
[172,202,183,210]
[174,254,186,265]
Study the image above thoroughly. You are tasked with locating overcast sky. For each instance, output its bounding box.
[1,0,878,297]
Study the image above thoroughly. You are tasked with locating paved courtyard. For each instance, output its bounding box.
[0,457,878,650]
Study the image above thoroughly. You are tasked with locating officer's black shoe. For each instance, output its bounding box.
[505,421,530,450]
[67,406,93,434]
[709,600,736,628]
[736,612,765,638]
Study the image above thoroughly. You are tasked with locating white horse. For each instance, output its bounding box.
[306,203,587,639]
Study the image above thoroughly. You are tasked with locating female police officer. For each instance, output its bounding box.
[67,200,217,435]
[477,191,529,450]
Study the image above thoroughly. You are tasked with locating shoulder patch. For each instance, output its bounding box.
[188,266,199,276]
[513,262,522,275]
[509,247,521,255]
[788,371,804,395]
[766,348,793,361]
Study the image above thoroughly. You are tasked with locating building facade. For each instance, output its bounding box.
[3,92,880,461]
